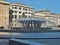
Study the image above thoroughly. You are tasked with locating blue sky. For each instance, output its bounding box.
[5,0,60,14]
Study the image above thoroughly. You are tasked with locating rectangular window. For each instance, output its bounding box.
[19,8,21,10]
[23,8,27,10]
[19,11,21,14]
[25,12,27,14]
[28,9,30,11]
[15,7,17,9]
[15,11,17,13]
[12,11,14,13]
[12,15,14,19]
[28,12,30,14]
[15,15,17,19]
[12,7,14,9]
[19,15,21,19]
[31,10,33,11]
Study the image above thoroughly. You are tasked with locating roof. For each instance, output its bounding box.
[10,2,34,9]
[0,1,10,5]
[35,9,50,13]
[50,13,60,15]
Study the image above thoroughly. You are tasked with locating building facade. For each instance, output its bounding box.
[34,9,50,16]
[10,3,34,20]
[44,14,60,27]
[9,3,34,27]
[0,1,10,29]
[34,9,60,28]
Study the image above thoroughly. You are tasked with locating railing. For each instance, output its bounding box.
[14,17,45,21]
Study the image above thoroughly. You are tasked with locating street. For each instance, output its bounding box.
[0,39,9,45]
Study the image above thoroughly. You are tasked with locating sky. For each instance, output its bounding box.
[5,0,60,14]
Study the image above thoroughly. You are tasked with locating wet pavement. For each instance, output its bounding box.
[0,32,60,45]
[0,39,9,45]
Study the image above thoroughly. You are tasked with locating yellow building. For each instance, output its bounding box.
[0,0,10,29]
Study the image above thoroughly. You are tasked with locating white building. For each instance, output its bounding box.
[34,9,60,28]
[9,2,34,28]
[10,2,34,20]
